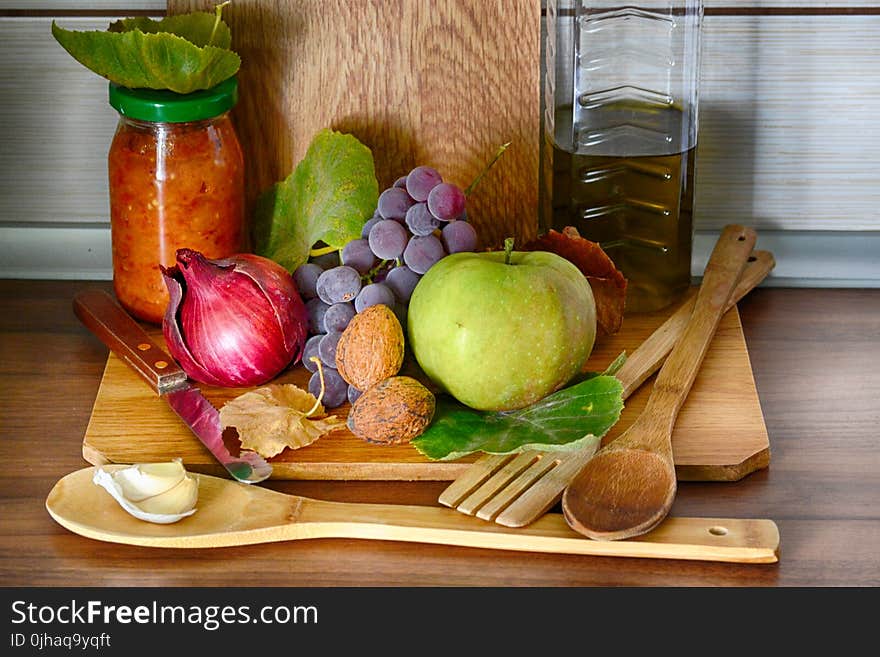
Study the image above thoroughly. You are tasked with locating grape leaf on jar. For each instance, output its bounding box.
[50,10,240,94]
[253,129,379,272]
[108,14,232,49]
[411,373,624,461]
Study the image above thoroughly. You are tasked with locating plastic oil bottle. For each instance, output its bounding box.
[541,0,703,313]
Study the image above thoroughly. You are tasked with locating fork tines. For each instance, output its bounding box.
[438,442,600,527]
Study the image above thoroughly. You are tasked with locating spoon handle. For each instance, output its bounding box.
[46,466,780,563]
[642,225,757,437]
[294,496,779,564]
[614,249,774,399]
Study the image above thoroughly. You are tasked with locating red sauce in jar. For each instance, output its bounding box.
[108,81,245,324]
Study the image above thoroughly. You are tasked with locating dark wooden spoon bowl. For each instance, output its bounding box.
[563,448,677,538]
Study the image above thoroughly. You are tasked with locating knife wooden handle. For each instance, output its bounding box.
[73,288,187,395]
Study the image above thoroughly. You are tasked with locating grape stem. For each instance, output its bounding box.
[504,237,515,265]
[363,258,390,283]
[465,141,511,196]
[309,244,339,258]
[307,357,326,416]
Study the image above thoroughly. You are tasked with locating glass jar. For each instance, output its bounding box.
[107,77,245,324]
[541,1,703,313]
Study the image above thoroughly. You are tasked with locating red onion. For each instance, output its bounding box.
[162,249,309,387]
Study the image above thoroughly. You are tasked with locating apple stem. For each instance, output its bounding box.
[504,237,514,265]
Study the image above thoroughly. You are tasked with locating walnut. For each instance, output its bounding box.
[347,376,436,445]
[335,304,405,392]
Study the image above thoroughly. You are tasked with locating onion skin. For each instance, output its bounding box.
[162,249,309,387]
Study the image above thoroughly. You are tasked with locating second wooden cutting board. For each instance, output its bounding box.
[80,295,770,482]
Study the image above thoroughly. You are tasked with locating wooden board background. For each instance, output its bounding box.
[170,0,541,250]
[81,298,770,482]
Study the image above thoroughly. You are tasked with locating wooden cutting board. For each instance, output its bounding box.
[81,297,770,482]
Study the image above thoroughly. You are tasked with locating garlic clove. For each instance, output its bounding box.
[112,460,186,501]
[133,475,199,516]
[93,463,199,525]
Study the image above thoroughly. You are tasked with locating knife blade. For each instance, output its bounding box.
[73,288,272,484]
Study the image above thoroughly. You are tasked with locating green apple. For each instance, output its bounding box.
[407,244,596,411]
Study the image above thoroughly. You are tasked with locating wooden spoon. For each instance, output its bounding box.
[45,465,779,562]
[562,225,758,541]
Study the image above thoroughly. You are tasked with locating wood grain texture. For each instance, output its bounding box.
[47,465,779,563]
[170,0,541,249]
[5,12,880,281]
[9,1,880,12]
[562,226,756,540]
[616,249,775,398]
[1,282,878,585]
[80,284,770,481]
[16,9,874,234]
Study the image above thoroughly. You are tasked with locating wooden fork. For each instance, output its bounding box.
[437,249,775,528]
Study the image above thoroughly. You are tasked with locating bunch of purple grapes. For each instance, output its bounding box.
[293,165,478,408]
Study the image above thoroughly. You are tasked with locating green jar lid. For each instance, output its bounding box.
[109,76,238,123]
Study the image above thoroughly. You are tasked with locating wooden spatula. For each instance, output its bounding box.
[438,249,774,527]
[46,465,779,563]
[562,225,758,540]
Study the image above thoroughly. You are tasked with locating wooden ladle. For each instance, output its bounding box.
[562,224,758,541]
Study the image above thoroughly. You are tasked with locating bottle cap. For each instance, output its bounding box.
[109,76,238,123]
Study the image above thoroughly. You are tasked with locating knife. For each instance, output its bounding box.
[73,288,272,484]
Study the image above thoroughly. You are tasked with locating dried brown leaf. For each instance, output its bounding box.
[219,384,346,458]
[523,227,627,336]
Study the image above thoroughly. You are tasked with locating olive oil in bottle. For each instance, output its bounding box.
[541,0,703,313]
[547,103,697,313]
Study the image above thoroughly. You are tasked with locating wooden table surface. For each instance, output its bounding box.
[2,280,878,587]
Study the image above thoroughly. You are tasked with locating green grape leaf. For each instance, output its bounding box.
[412,374,625,461]
[108,13,232,49]
[253,129,379,272]
[51,11,239,94]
